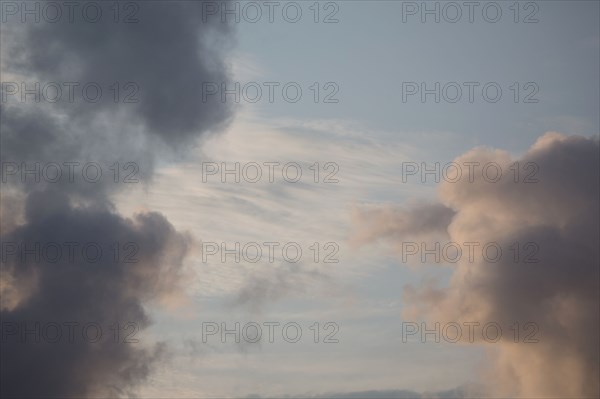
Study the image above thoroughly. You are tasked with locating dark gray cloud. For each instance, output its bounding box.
[1,189,190,398]
[2,0,234,142]
[1,1,236,396]
[1,0,235,197]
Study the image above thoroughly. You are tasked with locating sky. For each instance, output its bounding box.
[0,1,599,398]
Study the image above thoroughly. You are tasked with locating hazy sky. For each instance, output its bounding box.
[1,1,599,398]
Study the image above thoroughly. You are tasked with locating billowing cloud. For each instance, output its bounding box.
[1,1,236,396]
[353,133,599,398]
[1,189,192,397]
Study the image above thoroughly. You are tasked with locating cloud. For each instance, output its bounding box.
[230,262,333,313]
[245,383,485,398]
[0,1,236,202]
[352,133,600,398]
[1,190,191,397]
[1,1,234,145]
[1,1,236,396]
[350,202,454,247]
